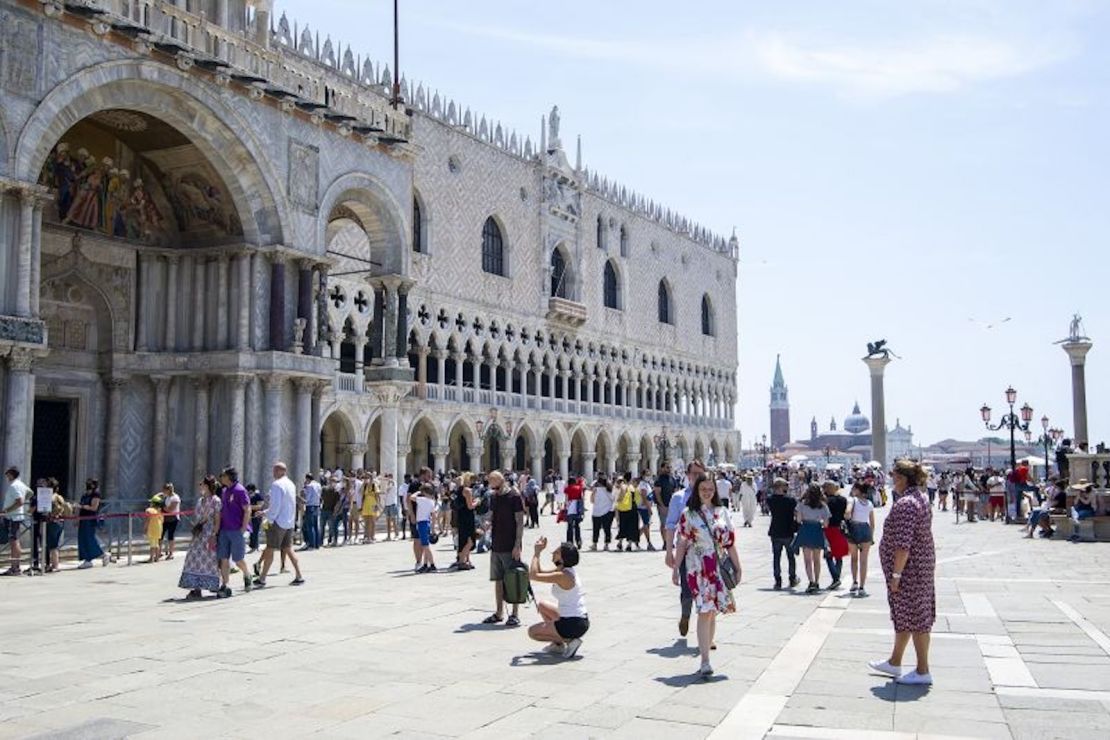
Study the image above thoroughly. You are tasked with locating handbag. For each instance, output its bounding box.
[698,509,739,590]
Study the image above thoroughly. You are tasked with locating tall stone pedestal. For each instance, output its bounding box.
[863,355,893,469]
[1062,340,1093,447]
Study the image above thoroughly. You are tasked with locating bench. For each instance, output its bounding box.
[1048,514,1110,542]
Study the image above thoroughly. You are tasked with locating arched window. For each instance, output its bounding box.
[412,196,423,253]
[604,260,621,310]
[701,294,715,336]
[658,280,673,324]
[550,248,569,298]
[481,217,505,276]
[619,225,629,257]
[596,215,605,249]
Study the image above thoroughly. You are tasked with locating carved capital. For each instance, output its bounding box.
[583,452,597,461]
[151,374,173,393]
[191,375,211,391]
[370,382,411,405]
[263,374,287,392]
[106,374,130,391]
[226,373,251,389]
[7,349,34,372]
[293,375,318,393]
[431,446,450,457]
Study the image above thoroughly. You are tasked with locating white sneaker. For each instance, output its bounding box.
[542,642,564,654]
[699,662,714,676]
[868,659,904,677]
[896,670,933,685]
[77,561,93,570]
[562,638,582,658]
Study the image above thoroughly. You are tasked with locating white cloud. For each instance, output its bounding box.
[750,32,1068,97]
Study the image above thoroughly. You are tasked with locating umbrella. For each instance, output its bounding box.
[1019,455,1046,466]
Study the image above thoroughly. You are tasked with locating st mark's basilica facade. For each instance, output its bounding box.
[0,0,739,501]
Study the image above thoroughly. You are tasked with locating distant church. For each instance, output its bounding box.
[768,357,914,461]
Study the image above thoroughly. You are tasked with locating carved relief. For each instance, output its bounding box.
[289,140,320,213]
[1,13,41,94]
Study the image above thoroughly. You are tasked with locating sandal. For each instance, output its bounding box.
[506,615,521,627]
[482,614,504,624]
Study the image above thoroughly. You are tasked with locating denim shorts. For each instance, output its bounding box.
[383,504,399,518]
[416,520,431,546]
[217,529,246,562]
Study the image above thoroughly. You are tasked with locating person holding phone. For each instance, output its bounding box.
[527,536,588,659]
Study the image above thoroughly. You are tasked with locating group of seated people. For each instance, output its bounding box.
[1027,478,1099,539]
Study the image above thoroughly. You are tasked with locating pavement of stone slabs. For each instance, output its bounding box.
[1,505,1109,739]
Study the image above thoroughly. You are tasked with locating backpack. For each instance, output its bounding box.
[502,560,531,604]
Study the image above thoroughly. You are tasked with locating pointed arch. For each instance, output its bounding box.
[603,259,622,310]
[701,293,715,336]
[657,278,674,324]
[481,215,507,276]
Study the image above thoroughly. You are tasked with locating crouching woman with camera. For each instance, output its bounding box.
[528,536,588,659]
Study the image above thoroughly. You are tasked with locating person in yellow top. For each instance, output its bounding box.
[361,473,380,543]
[615,473,642,551]
[145,494,164,563]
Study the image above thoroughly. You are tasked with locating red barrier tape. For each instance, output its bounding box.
[2,509,197,523]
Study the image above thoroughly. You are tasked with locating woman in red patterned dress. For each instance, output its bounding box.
[672,474,741,677]
[870,459,936,685]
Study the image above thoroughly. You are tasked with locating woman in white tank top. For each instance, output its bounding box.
[527,536,589,659]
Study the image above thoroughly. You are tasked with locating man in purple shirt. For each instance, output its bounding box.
[217,466,252,598]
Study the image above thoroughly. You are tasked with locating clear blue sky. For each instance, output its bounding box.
[279,0,1107,447]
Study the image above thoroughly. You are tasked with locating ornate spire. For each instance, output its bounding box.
[772,354,785,388]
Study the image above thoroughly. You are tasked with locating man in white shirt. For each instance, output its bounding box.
[299,473,323,550]
[715,473,734,512]
[255,462,304,587]
[379,473,399,540]
[3,467,30,575]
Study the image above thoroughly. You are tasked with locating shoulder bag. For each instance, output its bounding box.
[697,508,739,590]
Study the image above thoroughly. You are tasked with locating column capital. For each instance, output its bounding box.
[862,355,893,376]
[431,445,450,457]
[370,381,412,405]
[1062,340,1093,366]
[165,253,181,266]
[343,443,370,455]
[106,374,130,390]
[226,373,251,388]
[263,374,287,392]
[190,374,211,390]
[151,374,173,391]
[583,452,597,461]
[6,348,35,372]
[292,375,319,392]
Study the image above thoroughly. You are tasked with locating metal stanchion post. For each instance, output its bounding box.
[127,513,133,566]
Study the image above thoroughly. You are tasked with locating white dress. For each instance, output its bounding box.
[739,482,758,524]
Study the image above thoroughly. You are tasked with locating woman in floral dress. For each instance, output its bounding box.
[178,475,222,599]
[870,459,936,685]
[672,474,742,677]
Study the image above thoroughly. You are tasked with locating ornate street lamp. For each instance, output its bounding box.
[754,433,770,470]
[980,386,1034,523]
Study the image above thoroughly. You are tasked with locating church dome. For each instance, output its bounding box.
[844,402,870,435]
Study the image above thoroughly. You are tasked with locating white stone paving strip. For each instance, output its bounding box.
[767,726,981,740]
[995,686,1110,703]
[1052,599,1110,656]
[708,594,848,740]
[959,592,998,618]
[975,634,1037,688]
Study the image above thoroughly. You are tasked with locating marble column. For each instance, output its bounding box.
[245,377,262,489]
[416,347,429,398]
[395,282,411,363]
[293,377,314,484]
[530,453,543,482]
[29,200,42,316]
[500,442,513,473]
[628,453,642,478]
[14,191,33,317]
[151,375,172,491]
[216,256,230,349]
[583,452,596,485]
[454,352,464,395]
[164,255,179,351]
[263,375,285,473]
[228,374,249,474]
[136,254,150,351]
[349,443,369,473]
[1062,340,1094,447]
[863,355,893,469]
[3,350,34,475]
[192,376,210,485]
[381,280,399,367]
[432,446,449,476]
[558,451,570,481]
[373,383,409,481]
[270,255,286,351]
[435,350,447,397]
[310,382,325,474]
[296,260,313,355]
[102,375,128,498]
[237,252,252,350]
[192,257,206,351]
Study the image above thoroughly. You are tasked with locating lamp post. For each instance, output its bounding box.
[1036,417,1065,481]
[980,385,1033,523]
[653,427,673,466]
[755,433,770,470]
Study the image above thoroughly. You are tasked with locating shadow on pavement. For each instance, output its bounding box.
[510,653,581,667]
[655,672,728,687]
[867,682,908,702]
[647,639,698,658]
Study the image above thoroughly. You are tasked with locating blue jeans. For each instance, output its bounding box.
[303,505,320,548]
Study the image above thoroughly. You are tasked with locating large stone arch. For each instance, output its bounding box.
[446,414,479,472]
[38,270,115,357]
[317,171,408,277]
[14,60,288,245]
[320,407,359,471]
[407,412,440,473]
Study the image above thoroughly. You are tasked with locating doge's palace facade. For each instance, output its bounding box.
[0,0,739,499]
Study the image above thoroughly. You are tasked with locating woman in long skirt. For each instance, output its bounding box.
[615,474,641,551]
[179,476,223,599]
[76,479,109,568]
